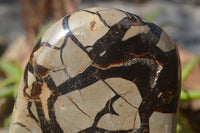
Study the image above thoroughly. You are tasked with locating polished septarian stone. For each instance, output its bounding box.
[9,7,181,133]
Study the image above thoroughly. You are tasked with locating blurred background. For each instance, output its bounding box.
[0,0,200,133]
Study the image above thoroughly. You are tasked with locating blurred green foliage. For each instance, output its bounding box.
[145,8,163,22]
[180,56,200,102]
[0,59,22,98]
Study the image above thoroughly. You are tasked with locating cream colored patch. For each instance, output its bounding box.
[25,87,32,97]
[27,71,36,87]
[50,69,69,86]
[41,18,68,47]
[10,124,32,133]
[68,11,109,46]
[55,93,92,133]
[34,46,62,68]
[157,92,163,98]
[30,102,39,121]
[156,31,175,52]
[100,50,106,57]
[149,112,177,133]
[55,80,115,132]
[62,38,92,77]
[97,98,140,130]
[105,78,142,108]
[9,114,42,133]
[98,8,127,26]
[122,25,150,41]
[39,83,52,120]
[80,80,115,118]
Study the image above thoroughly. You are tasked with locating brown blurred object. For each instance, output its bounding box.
[132,0,147,4]
[180,49,200,91]
[0,98,14,127]
[18,0,81,47]
[179,47,200,132]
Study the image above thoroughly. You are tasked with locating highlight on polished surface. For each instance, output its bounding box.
[9,7,181,133]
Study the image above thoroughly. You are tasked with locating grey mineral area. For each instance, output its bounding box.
[0,1,23,45]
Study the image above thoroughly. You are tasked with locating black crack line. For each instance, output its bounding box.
[60,15,74,79]
[62,12,135,64]
[69,34,91,56]
[92,94,120,127]
[83,9,111,28]
[61,17,90,79]
[102,80,137,109]
[33,99,48,132]
[79,126,133,133]
[76,88,86,118]
[23,63,32,99]
[82,9,96,14]
[31,38,42,54]
[117,8,134,20]
[41,42,61,50]
[27,75,50,133]
[62,14,90,56]
[60,42,66,66]
[67,84,88,118]
[57,65,100,95]
[96,11,111,28]
[27,101,40,124]
[14,122,32,132]
[64,10,105,60]
[44,76,64,133]
[67,96,92,119]
[22,63,42,130]
[50,66,66,73]
[24,74,43,99]
[63,67,71,79]
[59,38,71,79]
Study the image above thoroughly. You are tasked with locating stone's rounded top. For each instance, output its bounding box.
[40,7,176,54]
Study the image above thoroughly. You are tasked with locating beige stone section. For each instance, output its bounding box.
[30,102,39,122]
[156,31,175,52]
[68,11,109,46]
[97,98,140,130]
[55,91,91,133]
[27,71,36,87]
[9,79,42,133]
[24,86,32,97]
[62,38,92,77]
[9,125,31,133]
[50,69,69,86]
[34,46,62,68]
[122,25,150,41]
[55,80,115,132]
[80,80,115,118]
[41,19,68,47]
[98,8,127,26]
[9,114,42,133]
[25,72,34,96]
[149,112,177,133]
[39,83,52,120]
[105,78,142,108]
